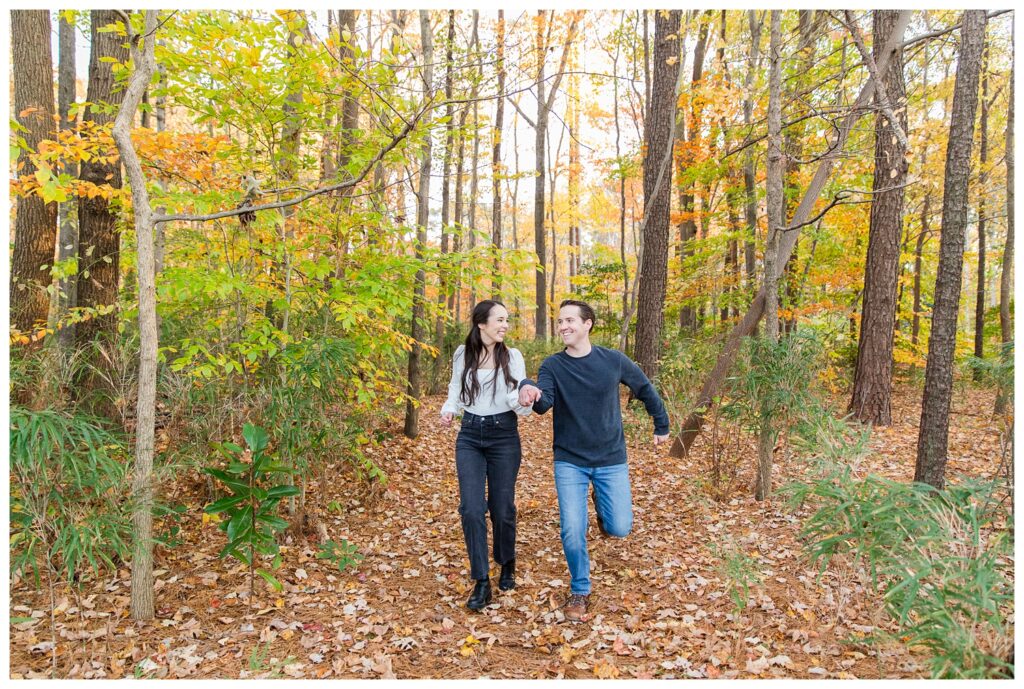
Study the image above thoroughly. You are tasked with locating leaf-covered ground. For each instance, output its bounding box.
[8,383,1009,679]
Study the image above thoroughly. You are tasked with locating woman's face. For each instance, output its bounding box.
[478,304,509,347]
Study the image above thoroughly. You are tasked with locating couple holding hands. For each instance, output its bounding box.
[440,299,670,622]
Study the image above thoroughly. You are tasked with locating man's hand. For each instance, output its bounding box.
[440,412,454,428]
[519,384,542,407]
[653,433,670,446]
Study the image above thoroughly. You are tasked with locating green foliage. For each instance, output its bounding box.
[720,332,828,443]
[316,539,363,573]
[709,539,763,612]
[784,452,1014,679]
[9,407,133,587]
[203,424,300,591]
[968,341,1014,404]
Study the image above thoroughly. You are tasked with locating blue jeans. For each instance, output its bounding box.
[456,411,522,580]
[553,461,633,595]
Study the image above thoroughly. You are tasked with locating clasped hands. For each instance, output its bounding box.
[519,384,671,447]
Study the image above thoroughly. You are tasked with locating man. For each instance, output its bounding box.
[518,299,670,622]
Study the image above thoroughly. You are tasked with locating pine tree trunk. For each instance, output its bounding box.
[915,11,987,490]
[849,10,908,425]
[10,10,58,335]
[76,11,130,350]
[404,10,435,439]
[633,9,682,379]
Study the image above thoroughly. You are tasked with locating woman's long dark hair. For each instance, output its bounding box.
[460,300,517,407]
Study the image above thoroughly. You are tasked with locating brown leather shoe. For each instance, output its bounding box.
[563,593,590,622]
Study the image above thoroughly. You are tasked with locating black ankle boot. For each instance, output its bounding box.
[498,560,516,591]
[466,578,492,610]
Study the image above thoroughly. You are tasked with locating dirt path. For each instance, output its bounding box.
[9,385,1004,678]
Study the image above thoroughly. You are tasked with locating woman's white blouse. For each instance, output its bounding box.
[440,345,532,417]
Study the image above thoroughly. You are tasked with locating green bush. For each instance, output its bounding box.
[784,460,1014,678]
[9,407,133,586]
[204,423,300,594]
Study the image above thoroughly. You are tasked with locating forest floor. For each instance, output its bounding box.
[8,382,1010,679]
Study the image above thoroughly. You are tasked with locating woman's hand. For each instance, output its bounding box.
[440,412,454,427]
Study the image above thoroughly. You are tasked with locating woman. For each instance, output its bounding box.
[441,300,532,610]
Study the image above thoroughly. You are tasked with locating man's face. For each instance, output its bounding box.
[557,305,592,348]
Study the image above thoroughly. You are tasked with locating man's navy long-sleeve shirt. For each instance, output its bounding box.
[520,345,670,468]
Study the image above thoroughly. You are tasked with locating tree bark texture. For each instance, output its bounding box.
[634,9,682,380]
[76,11,130,349]
[849,10,909,425]
[10,10,58,334]
[915,11,987,490]
[110,10,159,621]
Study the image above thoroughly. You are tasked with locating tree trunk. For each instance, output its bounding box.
[848,10,909,425]
[996,27,1014,414]
[491,10,505,295]
[915,11,987,490]
[430,10,456,396]
[10,10,58,335]
[531,10,581,340]
[678,14,711,332]
[755,10,784,502]
[404,10,434,439]
[743,11,764,292]
[76,10,130,350]
[633,9,683,379]
[533,11,550,340]
[55,11,78,348]
[568,43,581,293]
[672,10,914,458]
[467,11,480,308]
[108,10,159,621]
[763,10,784,344]
[973,44,989,377]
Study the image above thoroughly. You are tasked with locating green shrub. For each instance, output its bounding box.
[784,463,1014,678]
[9,407,133,587]
[204,423,300,595]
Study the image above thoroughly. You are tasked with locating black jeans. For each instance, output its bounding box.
[455,411,522,581]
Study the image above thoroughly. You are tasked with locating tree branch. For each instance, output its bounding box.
[154,104,428,224]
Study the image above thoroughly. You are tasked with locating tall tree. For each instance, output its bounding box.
[633,9,683,379]
[678,12,711,332]
[430,10,457,396]
[849,10,909,425]
[754,9,784,502]
[763,10,784,344]
[996,26,1014,414]
[532,10,581,340]
[491,10,506,294]
[10,10,58,335]
[742,12,765,292]
[973,42,990,377]
[109,9,159,621]
[76,11,130,351]
[404,10,435,439]
[915,11,987,490]
[55,11,78,347]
